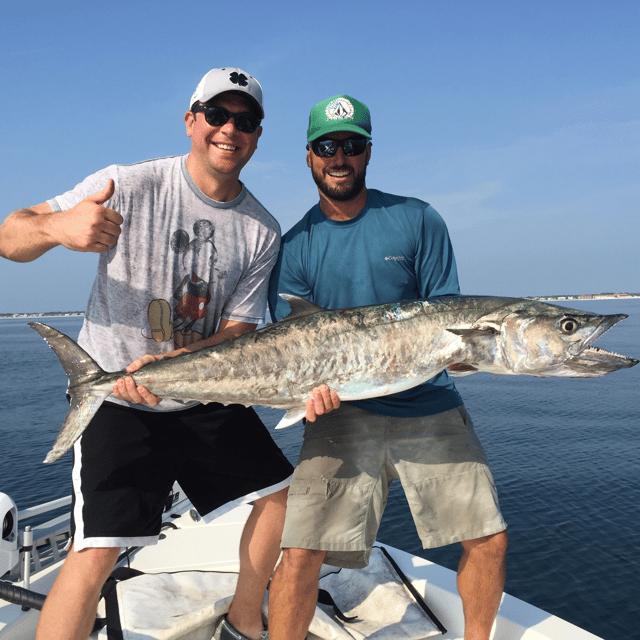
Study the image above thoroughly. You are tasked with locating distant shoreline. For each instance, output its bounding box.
[528,294,640,301]
[0,312,85,320]
[2,293,639,320]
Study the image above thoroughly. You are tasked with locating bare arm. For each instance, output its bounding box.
[0,180,123,262]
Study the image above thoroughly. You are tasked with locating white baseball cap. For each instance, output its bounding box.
[189,68,264,119]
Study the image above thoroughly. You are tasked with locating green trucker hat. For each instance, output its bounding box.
[306,95,372,142]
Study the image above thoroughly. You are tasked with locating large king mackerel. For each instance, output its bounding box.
[30,295,637,463]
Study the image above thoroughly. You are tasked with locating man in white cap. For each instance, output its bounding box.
[0,68,337,640]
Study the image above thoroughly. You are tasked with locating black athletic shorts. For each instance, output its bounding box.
[70,401,293,550]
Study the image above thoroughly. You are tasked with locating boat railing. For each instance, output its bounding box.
[18,496,72,521]
[2,484,187,589]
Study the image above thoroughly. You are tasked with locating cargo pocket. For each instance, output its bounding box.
[283,475,376,550]
[405,464,504,547]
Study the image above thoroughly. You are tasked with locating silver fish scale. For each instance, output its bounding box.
[133,302,444,407]
[128,297,539,406]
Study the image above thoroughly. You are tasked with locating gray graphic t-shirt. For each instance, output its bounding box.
[49,155,280,411]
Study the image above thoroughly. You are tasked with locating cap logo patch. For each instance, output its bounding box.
[229,71,248,87]
[325,97,354,121]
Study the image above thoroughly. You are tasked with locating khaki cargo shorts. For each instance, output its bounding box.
[281,404,507,568]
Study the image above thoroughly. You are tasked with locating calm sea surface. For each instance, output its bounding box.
[1,299,638,640]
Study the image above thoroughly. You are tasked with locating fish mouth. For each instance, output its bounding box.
[564,346,638,375]
[566,314,638,375]
[571,313,628,355]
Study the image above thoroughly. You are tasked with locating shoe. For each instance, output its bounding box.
[215,615,268,640]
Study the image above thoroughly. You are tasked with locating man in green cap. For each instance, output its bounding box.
[267,95,508,640]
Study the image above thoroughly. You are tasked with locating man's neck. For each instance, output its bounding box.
[319,188,368,221]
[186,153,242,202]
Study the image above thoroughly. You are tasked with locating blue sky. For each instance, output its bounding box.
[1,0,638,313]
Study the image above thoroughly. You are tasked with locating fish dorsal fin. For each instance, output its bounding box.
[280,294,327,321]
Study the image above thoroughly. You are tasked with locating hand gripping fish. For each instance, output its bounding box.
[30,295,638,463]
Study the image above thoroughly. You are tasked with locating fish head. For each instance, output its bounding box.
[497,304,637,377]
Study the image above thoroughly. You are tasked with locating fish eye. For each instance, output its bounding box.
[560,317,580,334]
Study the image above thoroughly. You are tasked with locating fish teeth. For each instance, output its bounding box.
[590,346,631,358]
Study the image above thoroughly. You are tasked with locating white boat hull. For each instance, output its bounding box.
[0,497,602,640]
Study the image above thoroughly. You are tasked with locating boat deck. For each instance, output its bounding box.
[1,495,602,640]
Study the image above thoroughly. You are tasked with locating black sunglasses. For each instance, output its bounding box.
[310,137,370,157]
[192,105,261,134]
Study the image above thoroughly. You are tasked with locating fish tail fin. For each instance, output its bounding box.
[29,322,104,385]
[29,322,110,463]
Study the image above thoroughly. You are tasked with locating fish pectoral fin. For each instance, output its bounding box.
[275,407,307,429]
[447,325,499,339]
[447,363,479,377]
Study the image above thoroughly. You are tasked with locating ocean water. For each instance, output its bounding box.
[1,299,638,639]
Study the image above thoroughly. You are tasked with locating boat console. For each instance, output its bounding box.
[0,493,18,578]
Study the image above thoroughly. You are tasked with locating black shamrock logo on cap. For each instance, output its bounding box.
[229,72,248,87]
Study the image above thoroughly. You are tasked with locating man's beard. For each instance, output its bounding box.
[312,165,367,202]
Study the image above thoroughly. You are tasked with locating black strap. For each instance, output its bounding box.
[374,545,447,634]
[317,588,359,622]
[93,567,145,638]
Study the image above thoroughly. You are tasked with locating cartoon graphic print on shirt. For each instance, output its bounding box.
[145,220,226,347]
[146,299,173,343]
[172,271,211,346]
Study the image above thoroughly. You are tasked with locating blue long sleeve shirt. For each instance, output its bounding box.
[268,189,463,417]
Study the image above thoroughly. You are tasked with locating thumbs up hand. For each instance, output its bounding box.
[56,179,123,253]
